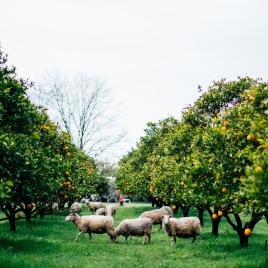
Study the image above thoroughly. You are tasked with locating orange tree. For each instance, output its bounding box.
[116,119,178,206]
[0,51,105,231]
[195,82,268,247]
[116,77,267,246]
[0,51,72,230]
[147,78,257,229]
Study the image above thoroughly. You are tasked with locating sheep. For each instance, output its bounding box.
[51,202,59,211]
[65,212,115,242]
[160,206,173,217]
[96,207,106,216]
[114,218,153,244]
[162,215,201,245]
[106,204,116,218]
[70,202,81,213]
[139,208,170,231]
[87,201,104,213]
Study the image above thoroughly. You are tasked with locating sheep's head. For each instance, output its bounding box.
[65,212,76,222]
[111,229,118,242]
[162,215,171,226]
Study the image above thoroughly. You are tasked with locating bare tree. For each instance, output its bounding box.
[30,71,126,158]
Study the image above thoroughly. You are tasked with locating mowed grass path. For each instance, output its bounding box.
[0,204,268,268]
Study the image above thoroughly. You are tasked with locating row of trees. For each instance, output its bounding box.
[0,51,109,231]
[116,77,268,247]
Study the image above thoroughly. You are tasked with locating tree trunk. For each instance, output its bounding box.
[212,218,221,236]
[197,207,204,227]
[8,213,16,232]
[24,209,32,230]
[181,206,190,217]
[1,203,17,232]
[207,206,221,236]
[238,231,249,247]
[39,207,45,219]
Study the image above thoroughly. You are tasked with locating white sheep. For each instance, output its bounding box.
[96,207,106,216]
[139,208,170,231]
[162,215,201,245]
[106,204,116,218]
[65,212,115,242]
[160,206,173,217]
[114,218,153,244]
[87,201,104,213]
[70,202,81,213]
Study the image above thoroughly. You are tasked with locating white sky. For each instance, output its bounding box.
[1,0,268,160]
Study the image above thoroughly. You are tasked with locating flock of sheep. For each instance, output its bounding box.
[65,202,202,245]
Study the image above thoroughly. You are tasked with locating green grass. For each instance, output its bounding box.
[0,204,267,268]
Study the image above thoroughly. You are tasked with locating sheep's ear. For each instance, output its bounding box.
[168,215,171,218]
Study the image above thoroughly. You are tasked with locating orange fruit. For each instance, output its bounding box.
[223,120,229,127]
[221,187,228,193]
[217,210,223,217]
[221,126,228,132]
[65,171,70,176]
[244,228,252,236]
[66,152,71,158]
[247,134,254,141]
[212,213,218,220]
[255,165,263,174]
[180,181,184,187]
[172,205,176,210]
[64,146,70,151]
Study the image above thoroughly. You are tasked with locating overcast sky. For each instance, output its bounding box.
[1,0,268,160]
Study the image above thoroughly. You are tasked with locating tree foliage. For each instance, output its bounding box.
[116,77,268,246]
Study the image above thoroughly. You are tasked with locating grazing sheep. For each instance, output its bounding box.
[51,202,59,211]
[160,206,173,217]
[106,204,116,218]
[70,202,82,213]
[139,208,170,231]
[162,215,201,245]
[114,218,153,244]
[65,212,115,242]
[96,208,106,216]
[88,202,104,213]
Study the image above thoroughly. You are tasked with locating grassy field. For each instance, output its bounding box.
[0,204,267,268]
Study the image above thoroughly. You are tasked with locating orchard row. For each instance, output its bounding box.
[0,51,108,231]
[116,77,268,247]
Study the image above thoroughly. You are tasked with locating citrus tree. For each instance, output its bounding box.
[0,51,107,231]
[116,77,267,246]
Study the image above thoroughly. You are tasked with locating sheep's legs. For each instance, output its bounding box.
[171,235,176,245]
[148,234,151,243]
[88,233,92,240]
[75,231,83,242]
[192,235,196,243]
[125,236,128,243]
[157,224,162,232]
[143,235,148,245]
